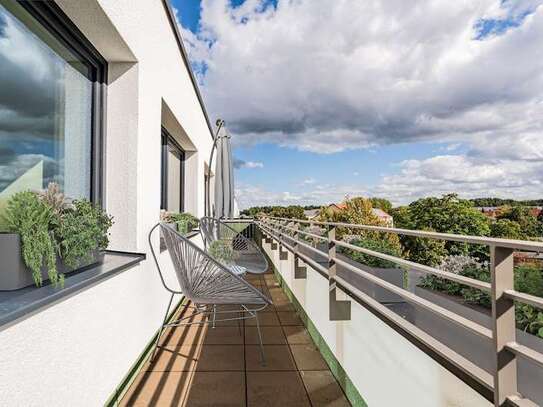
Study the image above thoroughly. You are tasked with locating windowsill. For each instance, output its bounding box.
[0,250,145,329]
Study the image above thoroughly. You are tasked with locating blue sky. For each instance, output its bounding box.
[172,0,543,209]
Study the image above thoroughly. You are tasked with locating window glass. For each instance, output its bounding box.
[161,129,185,213]
[0,0,95,216]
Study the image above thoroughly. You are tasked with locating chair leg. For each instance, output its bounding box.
[237,308,242,336]
[254,311,266,366]
[150,293,174,363]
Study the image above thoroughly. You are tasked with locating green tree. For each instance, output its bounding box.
[490,219,523,240]
[497,206,540,238]
[393,194,491,264]
[369,197,393,213]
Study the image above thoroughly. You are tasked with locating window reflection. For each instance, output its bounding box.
[161,129,185,213]
[0,0,93,214]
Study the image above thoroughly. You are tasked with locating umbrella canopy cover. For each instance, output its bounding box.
[214,126,235,218]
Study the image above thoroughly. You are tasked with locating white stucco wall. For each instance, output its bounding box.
[263,241,493,407]
[0,1,214,405]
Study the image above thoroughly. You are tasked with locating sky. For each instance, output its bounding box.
[171,0,543,209]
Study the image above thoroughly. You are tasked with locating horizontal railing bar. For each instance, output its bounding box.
[265,216,543,252]
[333,274,494,398]
[264,219,327,241]
[296,250,329,276]
[506,395,540,407]
[504,290,543,310]
[334,239,491,292]
[257,220,543,406]
[258,223,328,275]
[260,223,328,259]
[505,342,543,369]
[332,257,492,339]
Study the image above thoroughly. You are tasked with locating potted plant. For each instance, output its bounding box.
[208,239,234,265]
[0,183,113,290]
[161,211,199,234]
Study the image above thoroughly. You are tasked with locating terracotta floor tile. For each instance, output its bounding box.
[260,304,277,313]
[277,311,304,326]
[264,275,277,284]
[148,345,244,372]
[158,326,209,347]
[246,371,311,407]
[290,345,329,371]
[245,345,297,371]
[245,326,286,345]
[268,287,287,297]
[212,317,244,327]
[120,371,245,407]
[274,302,295,312]
[300,371,350,407]
[160,326,243,346]
[122,293,348,406]
[245,311,280,326]
[282,326,313,345]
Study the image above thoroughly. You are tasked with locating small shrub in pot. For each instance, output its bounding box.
[2,183,113,288]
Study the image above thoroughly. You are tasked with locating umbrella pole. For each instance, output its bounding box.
[206,119,224,217]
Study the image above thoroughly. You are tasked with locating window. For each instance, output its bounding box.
[0,0,106,213]
[161,128,185,213]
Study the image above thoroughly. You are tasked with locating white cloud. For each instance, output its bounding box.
[235,181,368,209]
[179,0,543,205]
[181,0,543,154]
[233,158,264,169]
[373,154,543,205]
[300,177,315,185]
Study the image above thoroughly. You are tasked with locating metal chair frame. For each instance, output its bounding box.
[148,223,271,364]
[200,217,269,274]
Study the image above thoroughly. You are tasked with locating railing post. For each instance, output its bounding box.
[328,226,350,321]
[293,222,307,279]
[279,220,288,260]
[491,246,517,406]
[262,219,272,244]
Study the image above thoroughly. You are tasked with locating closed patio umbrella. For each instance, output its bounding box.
[211,122,235,218]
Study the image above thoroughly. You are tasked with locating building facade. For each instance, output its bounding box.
[0,0,214,404]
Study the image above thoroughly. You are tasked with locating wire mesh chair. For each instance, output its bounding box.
[200,217,269,275]
[149,223,271,364]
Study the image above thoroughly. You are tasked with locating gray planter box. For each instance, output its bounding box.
[0,233,104,291]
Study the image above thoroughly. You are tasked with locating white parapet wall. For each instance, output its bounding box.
[262,239,492,407]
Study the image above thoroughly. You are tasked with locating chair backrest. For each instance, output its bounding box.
[149,223,270,305]
[200,217,269,274]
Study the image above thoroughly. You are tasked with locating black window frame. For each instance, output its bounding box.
[11,0,108,205]
[161,127,185,213]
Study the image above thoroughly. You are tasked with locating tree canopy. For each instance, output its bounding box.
[392,194,491,264]
[369,197,393,213]
[240,205,307,219]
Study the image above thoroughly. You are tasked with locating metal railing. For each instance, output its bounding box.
[257,216,543,407]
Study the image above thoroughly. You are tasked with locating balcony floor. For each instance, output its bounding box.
[120,271,350,406]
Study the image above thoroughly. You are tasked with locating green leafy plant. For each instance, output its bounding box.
[419,257,543,338]
[56,200,113,269]
[162,212,199,234]
[392,194,491,264]
[4,191,60,287]
[208,240,234,264]
[340,236,402,268]
[39,182,69,216]
[3,184,113,288]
